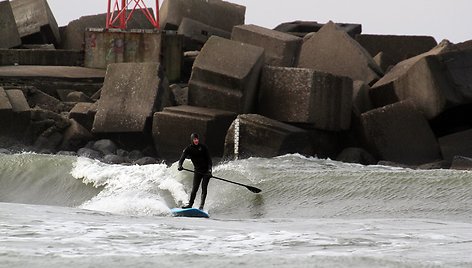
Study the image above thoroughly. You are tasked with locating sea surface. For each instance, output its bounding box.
[1,152,471,267]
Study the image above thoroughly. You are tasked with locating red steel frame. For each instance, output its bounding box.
[106,0,160,30]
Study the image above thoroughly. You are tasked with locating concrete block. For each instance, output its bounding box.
[361,101,442,165]
[152,105,237,161]
[0,49,83,66]
[437,49,472,96]
[59,119,93,151]
[92,63,170,133]
[61,9,157,50]
[259,66,353,131]
[84,28,162,69]
[438,129,472,162]
[370,41,455,119]
[232,24,302,67]
[0,87,13,112]
[160,0,245,32]
[0,1,21,48]
[223,114,312,159]
[161,32,183,83]
[352,81,373,116]
[5,89,30,114]
[298,21,382,85]
[10,0,61,46]
[178,18,231,51]
[450,156,472,170]
[355,34,437,68]
[69,102,96,131]
[274,21,362,38]
[188,36,265,113]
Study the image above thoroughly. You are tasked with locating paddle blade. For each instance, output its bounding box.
[247,185,262,193]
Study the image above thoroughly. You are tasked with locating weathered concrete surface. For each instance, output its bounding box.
[161,32,183,83]
[10,0,61,46]
[429,104,472,137]
[355,34,437,70]
[352,80,373,116]
[259,66,353,131]
[84,29,162,69]
[0,49,83,66]
[188,36,265,113]
[450,156,472,170]
[93,63,170,133]
[298,21,382,85]
[438,129,472,162]
[178,18,231,51]
[223,114,312,159]
[69,102,96,131]
[361,101,442,165]
[5,89,30,114]
[0,87,31,145]
[160,0,245,32]
[370,41,458,119]
[61,9,157,50]
[232,24,302,67]
[274,21,362,38]
[0,1,21,48]
[152,105,237,161]
[0,65,105,98]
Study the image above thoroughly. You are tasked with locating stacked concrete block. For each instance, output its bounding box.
[355,34,437,71]
[84,29,162,69]
[259,66,353,131]
[10,0,61,47]
[274,21,362,38]
[159,0,245,32]
[0,49,83,66]
[0,87,30,140]
[370,41,455,119]
[223,114,312,159]
[152,105,237,161]
[0,1,21,48]
[352,81,373,116]
[232,24,302,67]
[438,129,472,162]
[361,101,442,165]
[188,36,265,113]
[69,102,97,131]
[178,18,231,51]
[61,9,157,50]
[92,63,171,134]
[298,21,382,85]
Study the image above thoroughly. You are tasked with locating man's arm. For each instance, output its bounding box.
[178,147,188,170]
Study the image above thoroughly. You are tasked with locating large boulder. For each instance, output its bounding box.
[10,0,61,47]
[355,34,437,71]
[369,41,456,119]
[59,119,93,151]
[92,63,171,134]
[0,1,21,48]
[152,105,236,161]
[178,18,231,51]
[68,102,97,131]
[159,0,245,32]
[223,114,312,159]
[361,101,442,165]
[258,66,352,131]
[232,24,302,67]
[297,21,382,85]
[188,36,265,113]
[438,129,472,162]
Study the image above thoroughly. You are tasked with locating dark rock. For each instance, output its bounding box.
[223,114,313,160]
[0,1,21,48]
[438,129,472,162]
[417,160,451,170]
[232,24,302,67]
[361,101,442,165]
[274,21,362,38]
[153,105,237,161]
[92,63,171,134]
[103,154,128,165]
[169,84,188,106]
[92,139,118,155]
[297,21,382,85]
[0,148,12,154]
[66,91,93,103]
[77,147,102,159]
[60,119,93,151]
[352,81,373,116]
[34,130,63,152]
[128,150,144,161]
[188,36,265,113]
[259,66,353,131]
[56,151,77,156]
[160,0,245,32]
[450,156,472,170]
[69,102,97,131]
[116,149,129,158]
[336,147,377,165]
[133,156,159,165]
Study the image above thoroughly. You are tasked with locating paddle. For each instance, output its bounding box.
[181,167,262,193]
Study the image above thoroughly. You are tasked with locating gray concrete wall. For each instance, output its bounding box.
[0,1,21,48]
[0,49,83,66]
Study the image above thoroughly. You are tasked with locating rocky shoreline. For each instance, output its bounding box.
[1,0,472,170]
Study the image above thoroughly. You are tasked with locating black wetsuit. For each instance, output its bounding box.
[178,143,212,209]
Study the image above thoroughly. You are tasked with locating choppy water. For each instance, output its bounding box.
[1,153,471,267]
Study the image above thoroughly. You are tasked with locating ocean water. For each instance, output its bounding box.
[1,153,471,267]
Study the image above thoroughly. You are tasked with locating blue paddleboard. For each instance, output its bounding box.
[171,208,209,218]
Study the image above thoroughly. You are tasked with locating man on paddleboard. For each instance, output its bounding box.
[178,133,212,210]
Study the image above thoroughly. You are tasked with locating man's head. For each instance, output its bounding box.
[190,133,199,145]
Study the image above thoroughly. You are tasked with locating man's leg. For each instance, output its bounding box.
[183,173,203,208]
[199,175,211,210]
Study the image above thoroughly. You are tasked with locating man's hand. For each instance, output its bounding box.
[178,166,183,171]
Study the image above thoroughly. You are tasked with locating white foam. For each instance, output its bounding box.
[70,157,190,216]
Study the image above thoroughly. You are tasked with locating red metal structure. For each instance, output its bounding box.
[106,0,160,30]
